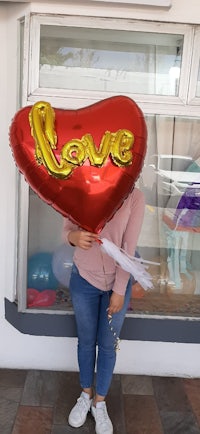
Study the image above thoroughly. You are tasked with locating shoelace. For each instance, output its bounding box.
[77,396,90,413]
[96,405,110,427]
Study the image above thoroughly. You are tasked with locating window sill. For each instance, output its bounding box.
[5,298,200,342]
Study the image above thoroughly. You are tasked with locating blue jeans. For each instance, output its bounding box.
[69,264,132,397]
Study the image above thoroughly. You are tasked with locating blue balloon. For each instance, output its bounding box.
[27,252,58,291]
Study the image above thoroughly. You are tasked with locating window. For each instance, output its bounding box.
[16,13,200,321]
[27,15,193,112]
[39,25,183,96]
[136,115,200,317]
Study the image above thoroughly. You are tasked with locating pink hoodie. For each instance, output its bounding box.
[63,188,145,296]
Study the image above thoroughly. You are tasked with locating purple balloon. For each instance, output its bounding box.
[52,244,74,287]
[173,187,200,227]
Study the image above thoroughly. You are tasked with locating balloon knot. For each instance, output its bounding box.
[95,238,103,245]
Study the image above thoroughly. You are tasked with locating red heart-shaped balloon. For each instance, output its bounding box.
[10,96,147,233]
[27,289,56,308]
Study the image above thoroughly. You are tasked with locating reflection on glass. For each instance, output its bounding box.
[136,116,200,317]
[27,190,74,310]
[168,45,182,96]
[26,115,200,317]
[196,62,200,97]
[39,25,183,96]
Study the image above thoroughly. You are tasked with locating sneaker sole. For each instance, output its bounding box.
[68,416,87,428]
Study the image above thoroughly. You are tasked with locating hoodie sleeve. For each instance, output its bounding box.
[112,189,145,296]
[62,218,79,246]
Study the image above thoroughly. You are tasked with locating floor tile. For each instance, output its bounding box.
[123,394,163,434]
[12,406,53,434]
[0,369,200,434]
[53,372,81,425]
[0,386,22,402]
[21,370,60,407]
[107,374,126,434]
[0,395,19,434]
[183,378,200,426]
[0,369,27,388]
[153,376,191,412]
[52,418,94,434]
[0,384,23,434]
[122,374,154,395]
[159,410,200,434]
[1,427,14,434]
[53,411,95,433]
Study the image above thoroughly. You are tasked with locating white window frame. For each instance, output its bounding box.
[24,13,196,116]
[188,27,200,105]
[90,0,172,6]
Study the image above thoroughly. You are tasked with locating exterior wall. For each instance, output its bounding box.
[1,0,200,375]
[31,0,200,25]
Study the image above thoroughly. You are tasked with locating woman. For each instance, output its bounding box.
[63,187,145,434]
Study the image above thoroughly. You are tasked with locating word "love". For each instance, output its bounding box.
[29,102,134,179]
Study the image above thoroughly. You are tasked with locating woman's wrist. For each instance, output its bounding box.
[68,230,98,250]
[68,231,76,246]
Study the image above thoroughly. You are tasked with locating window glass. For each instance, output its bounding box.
[27,190,73,310]
[19,19,24,107]
[136,115,200,317]
[196,62,200,97]
[25,115,200,317]
[39,25,183,96]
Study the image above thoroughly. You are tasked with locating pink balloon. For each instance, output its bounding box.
[27,288,40,306]
[28,289,56,307]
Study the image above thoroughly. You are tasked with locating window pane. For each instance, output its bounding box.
[19,19,24,107]
[196,62,200,97]
[39,25,183,96]
[27,190,74,310]
[24,114,200,317]
[136,115,200,317]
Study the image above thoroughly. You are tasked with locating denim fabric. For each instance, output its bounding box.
[69,264,132,396]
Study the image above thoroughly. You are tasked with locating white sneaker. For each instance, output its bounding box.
[91,401,113,434]
[68,391,92,428]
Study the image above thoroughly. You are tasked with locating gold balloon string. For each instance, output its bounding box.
[107,308,121,352]
[100,248,120,352]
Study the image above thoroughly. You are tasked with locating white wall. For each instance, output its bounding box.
[0,5,8,303]
[30,0,200,25]
[1,0,200,376]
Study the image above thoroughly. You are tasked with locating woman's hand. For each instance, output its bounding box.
[68,230,98,249]
[108,292,125,315]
